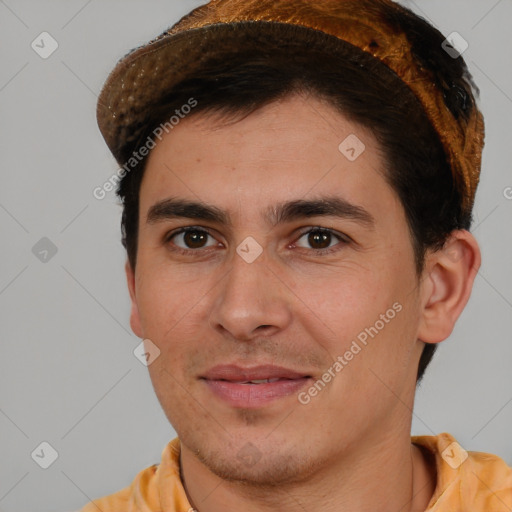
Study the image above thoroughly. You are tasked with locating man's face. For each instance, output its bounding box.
[127,93,428,484]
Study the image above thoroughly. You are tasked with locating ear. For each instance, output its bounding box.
[417,230,481,344]
[125,260,143,338]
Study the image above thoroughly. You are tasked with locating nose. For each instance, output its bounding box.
[208,248,293,341]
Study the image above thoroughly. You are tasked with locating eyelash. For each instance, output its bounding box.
[164,226,350,257]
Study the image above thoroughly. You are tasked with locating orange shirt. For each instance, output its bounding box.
[81,432,512,511]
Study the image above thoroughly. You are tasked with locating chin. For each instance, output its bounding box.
[186,431,323,487]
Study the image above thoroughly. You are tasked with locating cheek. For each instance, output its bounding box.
[289,264,393,334]
[134,254,210,332]
[297,263,417,370]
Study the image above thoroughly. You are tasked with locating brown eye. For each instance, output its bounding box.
[307,231,332,249]
[183,230,208,248]
[294,228,348,253]
[168,228,217,250]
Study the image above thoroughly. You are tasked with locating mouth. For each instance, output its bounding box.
[200,364,313,408]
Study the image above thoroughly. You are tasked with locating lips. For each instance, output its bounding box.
[201,364,310,382]
[200,364,312,408]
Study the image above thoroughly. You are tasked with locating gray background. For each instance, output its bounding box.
[0,1,511,511]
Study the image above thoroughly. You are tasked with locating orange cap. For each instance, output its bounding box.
[97,0,484,213]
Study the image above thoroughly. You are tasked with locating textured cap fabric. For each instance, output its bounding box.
[97,0,484,214]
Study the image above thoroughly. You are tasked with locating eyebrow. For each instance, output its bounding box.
[146,196,375,229]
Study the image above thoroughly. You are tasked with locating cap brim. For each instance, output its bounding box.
[96,21,367,165]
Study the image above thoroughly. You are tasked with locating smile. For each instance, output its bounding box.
[200,365,312,408]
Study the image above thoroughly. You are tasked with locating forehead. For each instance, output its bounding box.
[139,93,403,229]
